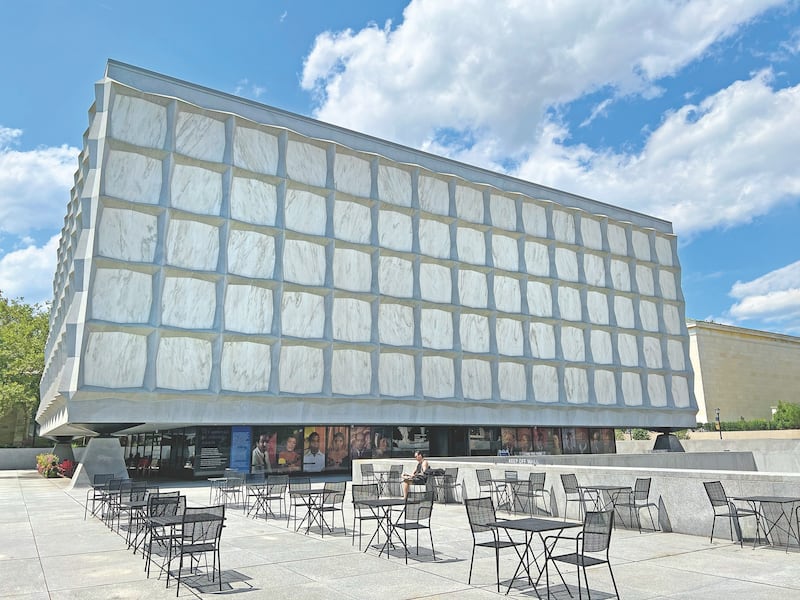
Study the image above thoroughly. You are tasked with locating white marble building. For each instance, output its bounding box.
[36,60,696,438]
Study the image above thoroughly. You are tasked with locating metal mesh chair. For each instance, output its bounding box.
[319,481,347,536]
[476,468,493,498]
[167,504,226,596]
[514,472,549,515]
[612,477,658,532]
[385,464,403,497]
[351,483,381,549]
[261,474,288,519]
[244,472,266,515]
[218,475,244,508]
[561,473,587,521]
[360,463,377,485]
[394,490,436,563]
[544,509,619,599]
[464,496,526,592]
[287,477,311,529]
[433,467,460,504]
[703,480,761,547]
[84,473,115,520]
[144,492,185,578]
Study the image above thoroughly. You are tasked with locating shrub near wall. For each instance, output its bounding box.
[35,453,75,478]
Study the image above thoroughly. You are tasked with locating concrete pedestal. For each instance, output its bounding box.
[66,437,128,490]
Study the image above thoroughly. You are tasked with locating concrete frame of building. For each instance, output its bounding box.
[36,60,697,462]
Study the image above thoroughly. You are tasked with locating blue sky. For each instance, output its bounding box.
[1,0,799,335]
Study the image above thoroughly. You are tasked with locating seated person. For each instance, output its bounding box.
[402,450,430,498]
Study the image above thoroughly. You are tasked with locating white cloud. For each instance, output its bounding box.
[726,260,800,333]
[0,234,59,303]
[0,127,78,237]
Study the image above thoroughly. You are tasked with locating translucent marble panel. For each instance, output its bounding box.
[333,248,372,292]
[672,376,691,407]
[455,185,484,223]
[457,227,485,265]
[421,308,453,349]
[564,368,588,404]
[333,297,372,342]
[584,254,606,287]
[230,177,277,226]
[110,94,167,149]
[157,336,212,390]
[492,235,519,271]
[335,153,371,198]
[622,372,643,405]
[332,349,372,395]
[581,218,603,250]
[286,140,327,188]
[555,248,578,281]
[378,164,412,207]
[610,259,631,291]
[221,341,271,392]
[667,339,685,370]
[104,150,162,204]
[333,199,371,244]
[97,207,157,262]
[527,281,553,317]
[419,263,452,303]
[607,224,627,256]
[279,345,324,393]
[561,326,585,362]
[165,219,219,270]
[648,374,667,407]
[636,265,654,296]
[378,303,414,346]
[462,359,492,399]
[228,230,275,279]
[286,189,326,236]
[421,356,454,398]
[523,244,550,283]
[659,270,677,300]
[618,333,639,366]
[378,256,413,298]
[83,331,147,388]
[655,236,674,266]
[458,270,488,308]
[590,330,613,364]
[639,300,659,332]
[162,276,216,329]
[460,313,490,353]
[91,269,152,323]
[419,219,451,259]
[614,296,635,329]
[594,370,617,405]
[281,291,325,338]
[532,365,559,402]
[379,210,412,251]
[632,230,651,261]
[499,362,527,401]
[283,240,326,286]
[586,291,609,325]
[224,285,272,334]
[379,353,415,396]
[233,126,278,176]
[171,164,222,215]
[419,175,449,215]
[496,318,523,356]
[529,322,555,358]
[175,111,225,162]
[490,194,517,231]
[643,336,663,368]
[522,202,547,238]
[494,276,521,313]
[663,304,682,335]
[557,286,582,321]
[552,210,575,243]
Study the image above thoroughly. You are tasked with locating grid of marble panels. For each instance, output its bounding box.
[77,85,691,409]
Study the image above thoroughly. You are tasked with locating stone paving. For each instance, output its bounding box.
[2,469,799,599]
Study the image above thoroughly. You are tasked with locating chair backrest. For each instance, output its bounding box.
[92,473,115,487]
[360,463,375,478]
[476,468,492,487]
[444,467,458,482]
[465,496,497,534]
[582,510,613,553]
[147,491,182,517]
[703,481,728,508]
[289,477,310,492]
[406,490,434,521]
[387,464,403,481]
[323,481,347,505]
[561,473,579,494]
[183,505,225,544]
[246,472,266,485]
[504,470,518,480]
[633,477,651,501]
[129,480,149,501]
[352,483,380,503]
[529,472,546,492]
[266,474,288,495]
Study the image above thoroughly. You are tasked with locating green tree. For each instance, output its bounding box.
[0,293,50,427]
[772,401,800,429]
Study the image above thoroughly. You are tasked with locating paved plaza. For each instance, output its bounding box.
[2,470,799,599]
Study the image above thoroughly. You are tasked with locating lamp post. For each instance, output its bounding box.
[715,408,722,440]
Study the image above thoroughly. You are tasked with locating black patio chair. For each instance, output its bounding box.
[514,472,549,516]
[351,483,381,549]
[464,496,526,592]
[432,467,460,504]
[84,473,115,520]
[612,477,658,532]
[703,480,761,547]
[561,473,589,521]
[167,504,226,596]
[476,468,493,498]
[544,509,619,599]
[261,474,288,519]
[244,472,266,515]
[118,480,149,539]
[144,492,185,578]
[385,464,403,497]
[287,477,311,529]
[394,490,436,564]
[318,481,347,536]
[360,463,378,485]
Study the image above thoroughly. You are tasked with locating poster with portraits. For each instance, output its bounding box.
[302,426,326,472]
[325,426,351,470]
[590,428,617,454]
[274,426,303,472]
[371,426,393,458]
[350,425,372,460]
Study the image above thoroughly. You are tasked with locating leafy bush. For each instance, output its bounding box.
[772,401,800,429]
[36,453,60,477]
[58,459,76,478]
[631,428,651,440]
